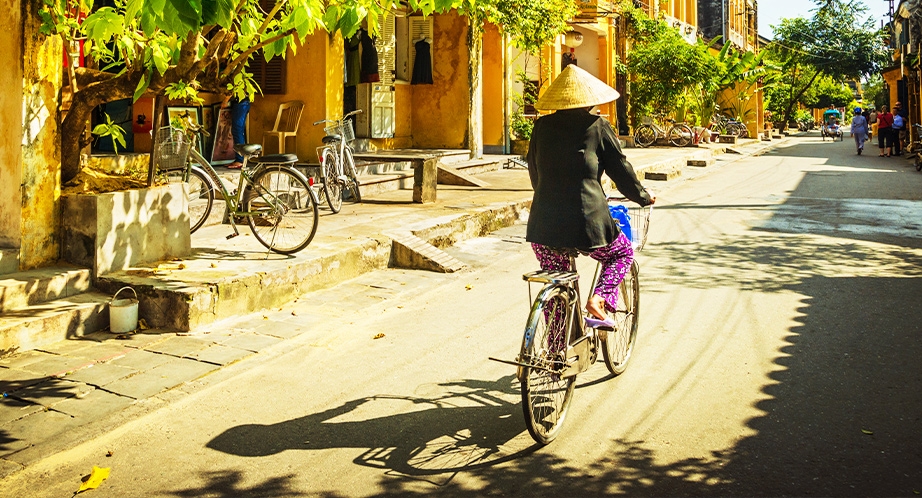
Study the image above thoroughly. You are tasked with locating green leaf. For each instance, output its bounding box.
[133,71,150,101]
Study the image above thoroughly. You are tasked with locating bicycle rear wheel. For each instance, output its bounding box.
[634,125,656,148]
[164,165,215,233]
[520,285,576,445]
[668,124,693,147]
[342,147,362,203]
[601,260,640,375]
[321,148,344,213]
[244,166,319,254]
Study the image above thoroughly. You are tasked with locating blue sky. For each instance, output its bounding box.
[759,0,881,38]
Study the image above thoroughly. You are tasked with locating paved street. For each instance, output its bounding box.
[3,132,922,496]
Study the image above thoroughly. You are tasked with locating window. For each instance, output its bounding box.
[249,53,286,95]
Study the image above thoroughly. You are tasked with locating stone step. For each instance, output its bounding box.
[0,292,110,356]
[0,248,18,276]
[0,266,93,314]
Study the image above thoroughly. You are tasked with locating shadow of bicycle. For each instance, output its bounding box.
[206,375,537,485]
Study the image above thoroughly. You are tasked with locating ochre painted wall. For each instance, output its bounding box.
[411,12,470,149]
[249,31,344,161]
[482,23,504,148]
[395,82,412,139]
[20,2,61,269]
[883,68,901,109]
[0,0,23,251]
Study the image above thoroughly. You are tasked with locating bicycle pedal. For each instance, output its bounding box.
[226,233,239,240]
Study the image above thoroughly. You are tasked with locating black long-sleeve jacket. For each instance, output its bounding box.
[526,108,652,250]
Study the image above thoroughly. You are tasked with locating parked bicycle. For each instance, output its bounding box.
[491,196,652,444]
[313,110,362,213]
[155,122,319,254]
[634,115,693,148]
[708,113,749,138]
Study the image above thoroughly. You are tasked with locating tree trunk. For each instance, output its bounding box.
[467,17,484,160]
[780,69,822,132]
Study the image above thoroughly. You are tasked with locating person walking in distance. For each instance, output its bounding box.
[526,65,655,320]
[877,104,894,157]
[893,102,906,156]
[867,107,878,143]
[221,95,250,169]
[850,107,868,155]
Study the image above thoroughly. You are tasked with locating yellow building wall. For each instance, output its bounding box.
[883,68,901,109]
[0,0,23,251]
[20,2,61,269]
[482,22,504,148]
[412,12,470,149]
[395,82,412,138]
[249,30,344,160]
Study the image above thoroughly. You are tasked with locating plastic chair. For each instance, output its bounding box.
[263,100,304,155]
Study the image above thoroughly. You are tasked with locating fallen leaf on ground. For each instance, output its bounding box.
[465,284,473,290]
[106,450,113,457]
[177,263,186,270]
[210,262,217,268]
[77,466,110,493]
[263,315,269,320]
[138,319,149,330]
[861,429,873,435]
[373,333,385,339]
[291,311,298,316]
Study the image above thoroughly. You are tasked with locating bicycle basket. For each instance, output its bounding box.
[324,119,355,143]
[641,116,654,126]
[609,201,652,252]
[154,126,191,172]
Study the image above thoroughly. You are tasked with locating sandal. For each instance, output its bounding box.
[226,161,243,169]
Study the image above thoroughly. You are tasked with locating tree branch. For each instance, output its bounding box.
[219,27,296,79]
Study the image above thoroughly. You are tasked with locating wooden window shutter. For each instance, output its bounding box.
[376,12,397,85]
[251,0,286,94]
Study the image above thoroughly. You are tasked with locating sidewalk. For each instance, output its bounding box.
[0,137,785,478]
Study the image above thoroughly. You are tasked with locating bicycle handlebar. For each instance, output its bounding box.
[313,109,364,127]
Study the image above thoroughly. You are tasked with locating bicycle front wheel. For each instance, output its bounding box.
[321,148,343,213]
[520,285,577,445]
[634,125,656,148]
[165,165,215,233]
[602,260,640,376]
[244,166,319,254]
[668,124,693,147]
[342,147,362,203]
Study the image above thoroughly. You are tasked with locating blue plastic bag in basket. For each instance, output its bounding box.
[609,204,632,242]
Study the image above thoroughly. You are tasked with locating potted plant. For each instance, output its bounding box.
[510,70,537,156]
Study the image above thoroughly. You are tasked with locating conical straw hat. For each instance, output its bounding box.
[535,65,620,111]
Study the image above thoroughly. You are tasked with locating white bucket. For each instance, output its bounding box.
[110,287,139,333]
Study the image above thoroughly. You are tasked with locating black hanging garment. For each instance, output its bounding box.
[411,39,433,85]
[359,29,380,83]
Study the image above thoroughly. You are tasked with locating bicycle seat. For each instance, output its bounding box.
[234,144,262,156]
[250,153,298,164]
[322,135,341,144]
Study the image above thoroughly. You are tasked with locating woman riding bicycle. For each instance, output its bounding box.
[526,65,655,321]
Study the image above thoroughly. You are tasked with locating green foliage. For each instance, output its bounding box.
[861,74,886,110]
[763,0,889,124]
[627,20,719,120]
[510,69,536,140]
[91,114,127,153]
[490,0,578,54]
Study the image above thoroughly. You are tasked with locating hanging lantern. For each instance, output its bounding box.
[563,31,584,48]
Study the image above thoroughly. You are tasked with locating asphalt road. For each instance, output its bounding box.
[6,133,922,496]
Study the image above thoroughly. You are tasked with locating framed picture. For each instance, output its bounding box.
[211,107,237,165]
[166,106,206,154]
[166,106,199,128]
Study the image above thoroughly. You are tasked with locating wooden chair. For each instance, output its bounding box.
[263,100,304,155]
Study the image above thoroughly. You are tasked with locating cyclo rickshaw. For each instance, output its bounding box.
[821,108,843,141]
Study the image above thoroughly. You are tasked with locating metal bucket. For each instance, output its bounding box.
[109,287,139,333]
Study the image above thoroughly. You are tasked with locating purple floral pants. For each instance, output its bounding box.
[531,232,634,313]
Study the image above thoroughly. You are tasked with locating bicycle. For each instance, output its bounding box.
[155,122,320,254]
[708,113,749,138]
[634,115,693,148]
[491,196,652,444]
[313,110,363,213]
